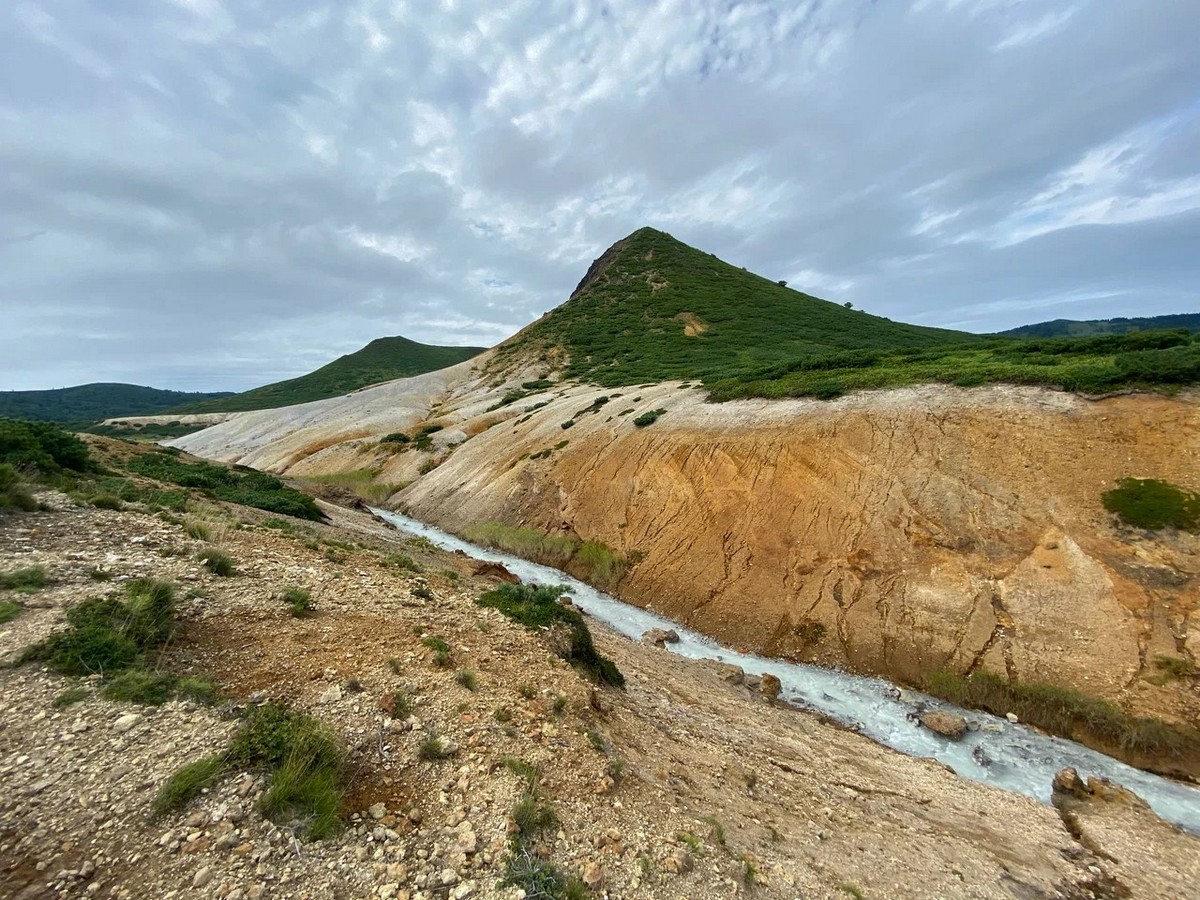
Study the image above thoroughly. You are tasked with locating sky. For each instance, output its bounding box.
[2,0,1198,392]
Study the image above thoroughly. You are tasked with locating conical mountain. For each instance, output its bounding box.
[493,227,972,386]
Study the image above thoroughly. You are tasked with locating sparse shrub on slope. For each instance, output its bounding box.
[0,418,92,474]
[476,583,625,688]
[1102,478,1200,532]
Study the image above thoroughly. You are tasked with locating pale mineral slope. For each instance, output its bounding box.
[170,373,1200,734]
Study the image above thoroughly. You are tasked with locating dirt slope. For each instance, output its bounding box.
[3,492,1197,898]
[170,373,1200,734]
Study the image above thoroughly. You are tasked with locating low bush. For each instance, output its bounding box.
[633,408,666,427]
[0,418,92,474]
[0,463,38,512]
[476,583,625,688]
[280,586,312,617]
[1102,478,1200,531]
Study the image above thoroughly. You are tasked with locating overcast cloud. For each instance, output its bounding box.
[2,0,1198,391]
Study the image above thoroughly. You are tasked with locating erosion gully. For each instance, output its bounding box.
[374,509,1200,834]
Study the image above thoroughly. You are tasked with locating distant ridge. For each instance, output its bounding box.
[171,335,486,414]
[1001,313,1200,338]
[492,226,975,385]
[0,383,233,424]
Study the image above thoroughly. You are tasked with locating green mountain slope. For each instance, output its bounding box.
[0,384,233,424]
[491,227,975,386]
[1001,313,1200,338]
[172,336,486,414]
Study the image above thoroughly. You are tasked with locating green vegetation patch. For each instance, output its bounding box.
[1102,478,1200,532]
[477,583,624,688]
[125,453,324,521]
[155,702,344,840]
[0,599,23,623]
[462,522,632,589]
[707,330,1200,401]
[170,336,485,414]
[492,226,972,387]
[924,669,1200,762]
[0,384,232,425]
[0,565,48,593]
[0,417,92,474]
[0,463,38,512]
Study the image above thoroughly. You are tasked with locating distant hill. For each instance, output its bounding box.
[171,336,486,414]
[0,384,233,424]
[1000,313,1200,338]
[491,227,976,386]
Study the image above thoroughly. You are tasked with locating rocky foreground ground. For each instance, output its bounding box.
[2,492,1198,899]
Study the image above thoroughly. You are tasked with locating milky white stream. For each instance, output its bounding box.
[373,509,1200,834]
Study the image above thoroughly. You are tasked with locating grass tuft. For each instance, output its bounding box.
[0,565,48,593]
[198,548,235,576]
[280,586,312,618]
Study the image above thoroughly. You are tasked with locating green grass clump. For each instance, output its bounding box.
[0,599,24,623]
[421,635,452,667]
[53,685,90,707]
[0,565,47,593]
[924,669,1200,763]
[476,583,625,688]
[418,731,454,761]
[124,453,324,521]
[456,669,478,691]
[101,668,179,704]
[1102,478,1200,531]
[156,703,344,840]
[632,408,666,427]
[280,586,312,618]
[463,522,632,589]
[198,548,235,576]
[22,578,177,677]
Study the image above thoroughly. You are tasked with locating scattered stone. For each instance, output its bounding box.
[760,674,782,700]
[664,848,693,874]
[318,684,343,705]
[582,860,604,888]
[113,713,141,734]
[1006,712,1020,724]
[472,561,519,584]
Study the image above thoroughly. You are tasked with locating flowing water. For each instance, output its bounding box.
[373,509,1200,833]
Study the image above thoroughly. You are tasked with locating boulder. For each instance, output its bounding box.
[641,628,680,646]
[472,561,519,584]
[760,674,782,700]
[919,710,969,740]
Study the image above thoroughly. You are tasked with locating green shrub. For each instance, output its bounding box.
[0,565,47,593]
[0,599,22,623]
[198,548,235,576]
[476,583,625,688]
[102,668,178,704]
[1102,478,1200,531]
[124,453,324,521]
[422,635,451,667]
[456,669,478,691]
[22,579,177,677]
[280,586,312,618]
[418,731,454,761]
[0,418,91,473]
[0,463,38,512]
[633,408,666,427]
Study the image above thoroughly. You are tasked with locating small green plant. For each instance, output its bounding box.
[739,854,758,890]
[1152,655,1196,680]
[418,731,454,761]
[702,815,726,847]
[676,831,701,852]
[280,586,312,618]
[386,657,403,675]
[586,729,607,752]
[102,669,178,705]
[439,568,461,582]
[198,548,235,576]
[607,757,626,782]
[53,685,90,707]
[0,599,21,623]
[1102,478,1200,531]
[0,565,47,593]
[493,706,513,723]
[413,584,434,601]
[456,669,478,691]
[0,463,38,512]
[552,694,568,715]
[838,882,866,900]
[518,682,537,700]
[90,494,124,510]
[422,635,451,667]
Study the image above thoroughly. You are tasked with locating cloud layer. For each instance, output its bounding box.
[2,0,1197,390]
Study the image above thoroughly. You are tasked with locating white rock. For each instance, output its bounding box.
[113,714,141,734]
